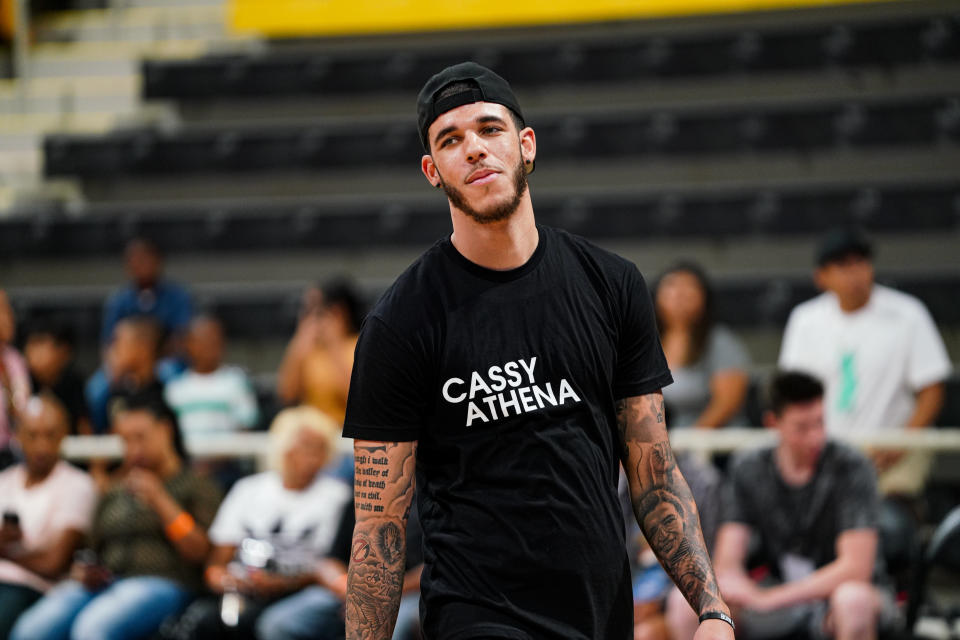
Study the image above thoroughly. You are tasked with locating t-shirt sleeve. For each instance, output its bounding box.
[906,302,952,391]
[342,315,429,442]
[208,481,248,545]
[777,307,806,370]
[707,326,751,374]
[232,371,260,430]
[836,453,880,533]
[721,455,755,527]
[612,264,673,400]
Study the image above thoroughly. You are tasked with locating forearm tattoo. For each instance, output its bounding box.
[346,441,417,640]
[616,394,729,617]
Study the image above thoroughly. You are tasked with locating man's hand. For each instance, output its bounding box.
[694,618,736,640]
[0,523,22,547]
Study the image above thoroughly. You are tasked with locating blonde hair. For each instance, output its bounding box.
[267,405,340,473]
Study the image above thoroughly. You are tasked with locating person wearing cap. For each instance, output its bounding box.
[778,227,952,496]
[342,62,732,640]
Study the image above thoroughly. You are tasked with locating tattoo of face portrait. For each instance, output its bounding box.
[377,522,403,565]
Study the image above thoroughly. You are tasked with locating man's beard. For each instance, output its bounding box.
[439,158,528,225]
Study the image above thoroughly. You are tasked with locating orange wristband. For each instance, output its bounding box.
[164,511,196,542]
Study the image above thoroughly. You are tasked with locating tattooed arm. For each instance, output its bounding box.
[346,440,417,640]
[617,393,734,637]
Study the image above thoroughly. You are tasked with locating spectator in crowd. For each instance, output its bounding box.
[0,394,97,639]
[672,371,897,640]
[778,228,952,495]
[10,391,221,640]
[276,278,364,426]
[85,316,165,433]
[24,321,91,435]
[166,406,349,640]
[0,290,30,468]
[165,315,259,440]
[256,500,424,640]
[654,262,751,429]
[101,237,192,356]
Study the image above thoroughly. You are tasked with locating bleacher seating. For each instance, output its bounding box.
[3,182,959,257]
[141,14,960,100]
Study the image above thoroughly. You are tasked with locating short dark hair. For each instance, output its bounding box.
[767,371,824,416]
[25,318,76,350]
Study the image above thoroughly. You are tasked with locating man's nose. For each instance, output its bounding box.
[463,131,487,163]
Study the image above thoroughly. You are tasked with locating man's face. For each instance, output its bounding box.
[125,243,162,288]
[421,102,535,225]
[773,398,827,468]
[25,334,71,383]
[185,319,223,374]
[18,398,67,478]
[815,253,874,310]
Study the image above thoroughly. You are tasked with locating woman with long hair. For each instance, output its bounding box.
[653,262,751,428]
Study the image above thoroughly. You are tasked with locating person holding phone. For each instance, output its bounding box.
[0,394,96,639]
[10,391,221,640]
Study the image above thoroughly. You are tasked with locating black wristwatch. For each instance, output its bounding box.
[699,611,735,631]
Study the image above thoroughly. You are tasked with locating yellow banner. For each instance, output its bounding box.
[230,0,897,38]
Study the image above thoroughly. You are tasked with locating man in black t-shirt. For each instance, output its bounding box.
[342,62,733,640]
[698,371,898,640]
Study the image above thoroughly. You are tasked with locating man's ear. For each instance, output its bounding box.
[813,266,829,292]
[519,126,536,170]
[421,154,441,188]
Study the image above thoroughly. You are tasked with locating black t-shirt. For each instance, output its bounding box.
[723,441,880,578]
[31,368,88,435]
[344,225,672,640]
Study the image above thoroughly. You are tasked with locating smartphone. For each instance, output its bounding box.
[2,511,19,528]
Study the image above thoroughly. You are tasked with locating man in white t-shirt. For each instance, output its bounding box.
[0,394,97,637]
[778,228,952,494]
[164,315,259,440]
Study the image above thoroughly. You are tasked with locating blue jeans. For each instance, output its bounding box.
[10,577,192,640]
[255,585,420,640]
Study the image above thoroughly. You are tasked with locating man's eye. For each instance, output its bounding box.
[483,126,502,134]
[440,137,457,147]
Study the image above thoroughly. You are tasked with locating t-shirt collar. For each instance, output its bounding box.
[441,224,546,283]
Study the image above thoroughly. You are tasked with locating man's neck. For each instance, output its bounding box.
[24,464,56,488]
[449,200,538,271]
[774,445,816,487]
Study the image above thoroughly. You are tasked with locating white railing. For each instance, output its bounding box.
[61,428,960,470]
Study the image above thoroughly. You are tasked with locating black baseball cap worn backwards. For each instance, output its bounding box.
[417,61,526,152]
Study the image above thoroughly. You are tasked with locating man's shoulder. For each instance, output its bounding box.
[51,461,96,494]
[729,445,774,480]
[367,239,448,326]
[871,284,930,319]
[788,292,834,322]
[821,440,874,477]
[546,225,637,275]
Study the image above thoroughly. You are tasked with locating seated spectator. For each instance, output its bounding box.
[779,228,952,495]
[255,499,425,640]
[0,394,97,639]
[654,262,751,428]
[164,406,350,640]
[85,316,165,434]
[671,371,898,640]
[0,290,30,467]
[24,321,91,435]
[276,278,364,425]
[165,315,259,440]
[10,391,221,640]
[101,237,192,355]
